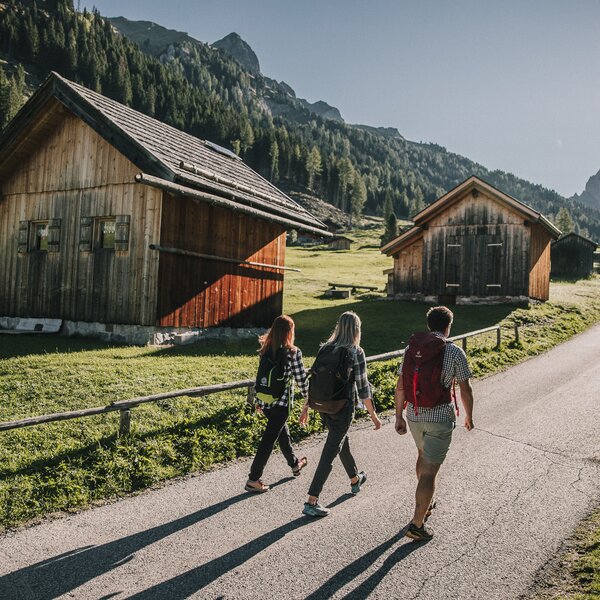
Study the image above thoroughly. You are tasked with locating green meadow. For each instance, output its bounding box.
[0,227,599,530]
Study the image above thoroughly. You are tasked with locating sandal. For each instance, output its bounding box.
[292,456,308,477]
[245,479,269,493]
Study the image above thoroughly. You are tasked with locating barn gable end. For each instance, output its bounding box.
[382,176,560,304]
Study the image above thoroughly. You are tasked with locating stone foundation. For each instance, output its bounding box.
[388,294,530,305]
[0,316,265,346]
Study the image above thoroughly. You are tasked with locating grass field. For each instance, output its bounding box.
[1,227,599,530]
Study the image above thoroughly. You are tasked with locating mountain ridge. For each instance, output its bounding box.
[1,1,599,239]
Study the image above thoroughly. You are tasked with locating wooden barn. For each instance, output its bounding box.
[0,72,328,343]
[327,236,353,250]
[381,176,561,304]
[551,233,598,278]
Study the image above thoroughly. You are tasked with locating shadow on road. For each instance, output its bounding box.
[304,527,428,599]
[0,477,293,600]
[127,516,317,599]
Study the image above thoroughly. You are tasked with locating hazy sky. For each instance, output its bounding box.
[82,0,600,197]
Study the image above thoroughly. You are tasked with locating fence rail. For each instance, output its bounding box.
[0,324,516,435]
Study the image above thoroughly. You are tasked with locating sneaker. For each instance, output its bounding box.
[302,502,330,517]
[351,471,367,495]
[405,522,434,541]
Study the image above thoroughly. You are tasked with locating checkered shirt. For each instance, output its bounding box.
[398,332,472,423]
[256,347,309,410]
[351,346,372,406]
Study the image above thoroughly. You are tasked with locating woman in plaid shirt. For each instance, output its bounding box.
[300,311,382,517]
[245,315,309,493]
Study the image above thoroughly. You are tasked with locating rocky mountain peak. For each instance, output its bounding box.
[572,169,600,210]
[212,32,261,74]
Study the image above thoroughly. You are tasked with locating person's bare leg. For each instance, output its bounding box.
[416,449,424,480]
[412,458,440,527]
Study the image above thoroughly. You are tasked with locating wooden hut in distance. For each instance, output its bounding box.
[327,235,353,250]
[551,233,598,278]
[381,176,561,304]
[0,72,329,344]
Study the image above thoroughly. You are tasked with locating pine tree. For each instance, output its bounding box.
[383,190,393,221]
[381,212,398,246]
[555,206,574,234]
[306,146,322,191]
[350,172,367,223]
[269,139,279,181]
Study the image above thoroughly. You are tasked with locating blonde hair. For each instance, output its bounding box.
[323,311,362,350]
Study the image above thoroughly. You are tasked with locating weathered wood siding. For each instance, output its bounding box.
[529,224,552,300]
[551,236,596,277]
[421,190,530,297]
[0,109,161,324]
[393,238,423,294]
[157,193,285,328]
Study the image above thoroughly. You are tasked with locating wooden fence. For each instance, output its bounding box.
[0,324,517,436]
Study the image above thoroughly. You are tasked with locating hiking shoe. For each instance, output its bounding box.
[351,471,367,495]
[406,522,433,541]
[302,502,330,517]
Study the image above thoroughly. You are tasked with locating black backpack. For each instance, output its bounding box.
[308,345,354,414]
[255,347,290,404]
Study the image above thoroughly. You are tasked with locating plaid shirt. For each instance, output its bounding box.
[399,332,472,423]
[351,346,372,406]
[256,347,309,410]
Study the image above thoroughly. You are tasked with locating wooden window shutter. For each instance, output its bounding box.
[115,215,130,251]
[48,219,62,252]
[18,221,29,253]
[79,216,93,252]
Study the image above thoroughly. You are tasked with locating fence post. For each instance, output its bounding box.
[462,337,467,352]
[246,385,255,405]
[119,409,131,437]
[514,324,520,344]
[496,327,501,349]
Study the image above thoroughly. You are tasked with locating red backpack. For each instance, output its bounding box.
[402,332,457,416]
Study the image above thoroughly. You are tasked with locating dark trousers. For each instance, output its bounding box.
[308,403,358,498]
[249,405,297,481]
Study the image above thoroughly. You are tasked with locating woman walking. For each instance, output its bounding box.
[245,315,309,493]
[300,311,381,516]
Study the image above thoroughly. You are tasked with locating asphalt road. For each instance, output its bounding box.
[0,325,598,599]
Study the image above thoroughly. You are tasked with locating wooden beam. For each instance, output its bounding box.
[149,244,301,272]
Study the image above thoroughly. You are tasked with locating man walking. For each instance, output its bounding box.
[395,306,474,541]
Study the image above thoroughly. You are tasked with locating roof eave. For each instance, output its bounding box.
[381,226,422,256]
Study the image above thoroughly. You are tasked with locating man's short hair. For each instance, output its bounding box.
[427,306,454,333]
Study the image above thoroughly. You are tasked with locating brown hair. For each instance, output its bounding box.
[426,306,454,333]
[258,315,296,356]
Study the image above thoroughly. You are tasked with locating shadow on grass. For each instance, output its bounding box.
[0,334,120,359]
[0,477,296,600]
[290,300,515,355]
[0,402,264,480]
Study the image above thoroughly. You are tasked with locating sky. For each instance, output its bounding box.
[81,0,600,198]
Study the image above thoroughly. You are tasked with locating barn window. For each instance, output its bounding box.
[97,218,116,250]
[47,219,61,252]
[18,221,29,253]
[31,221,49,252]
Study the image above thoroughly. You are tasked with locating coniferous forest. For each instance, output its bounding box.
[1,0,599,238]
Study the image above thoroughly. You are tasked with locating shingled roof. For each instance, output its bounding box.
[0,72,329,235]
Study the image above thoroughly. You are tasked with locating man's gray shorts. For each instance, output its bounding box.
[408,420,455,465]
